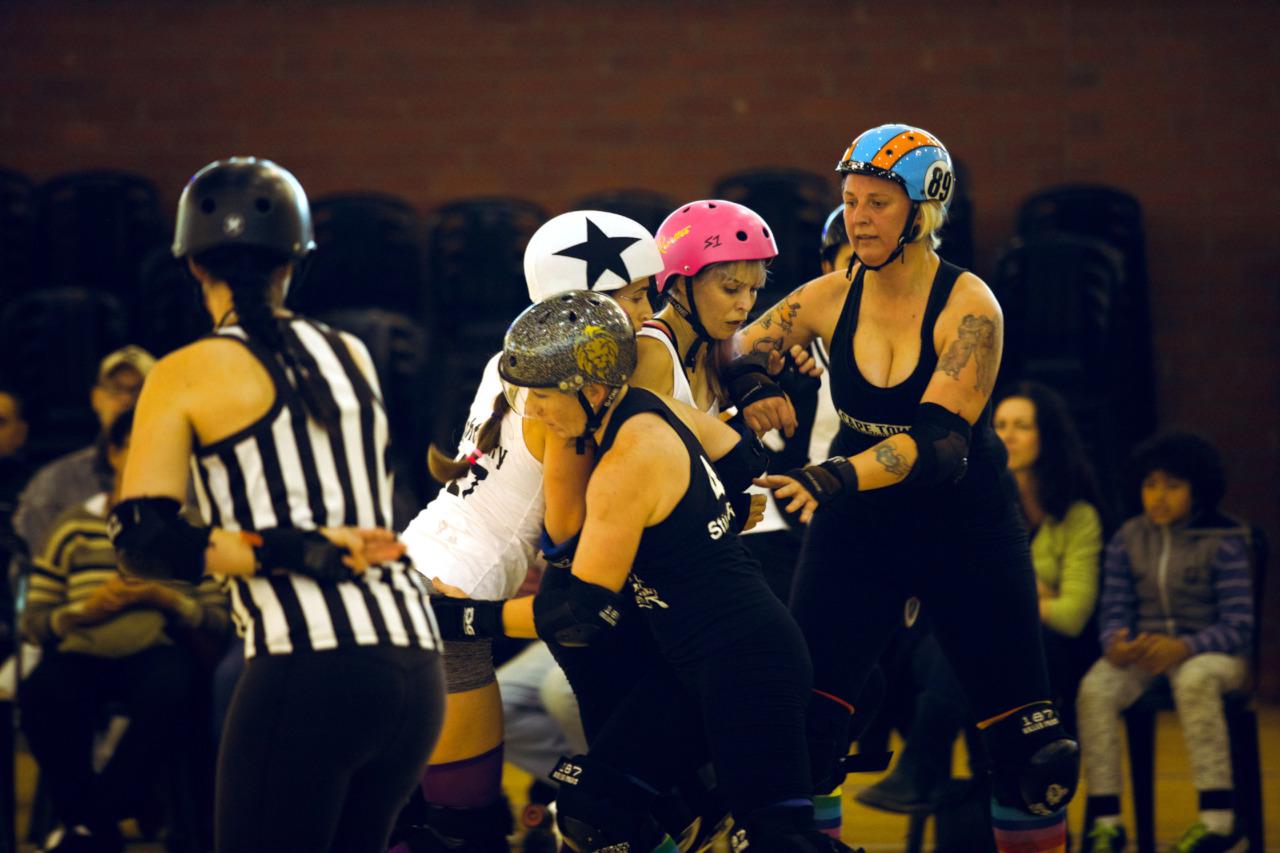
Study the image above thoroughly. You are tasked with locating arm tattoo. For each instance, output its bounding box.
[936,314,999,394]
[874,443,911,478]
[751,335,784,355]
[760,285,805,335]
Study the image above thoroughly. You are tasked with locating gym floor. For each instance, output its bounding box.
[10,702,1279,851]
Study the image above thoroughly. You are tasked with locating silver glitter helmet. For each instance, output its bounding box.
[501,290,636,392]
[499,291,635,443]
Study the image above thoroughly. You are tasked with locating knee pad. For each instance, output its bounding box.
[551,755,667,851]
[981,701,1080,816]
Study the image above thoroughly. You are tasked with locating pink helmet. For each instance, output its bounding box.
[655,200,778,292]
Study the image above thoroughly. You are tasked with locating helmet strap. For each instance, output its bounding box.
[852,201,919,272]
[284,253,313,304]
[575,385,621,455]
[668,279,715,370]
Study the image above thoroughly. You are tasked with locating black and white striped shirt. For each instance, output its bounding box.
[191,317,440,658]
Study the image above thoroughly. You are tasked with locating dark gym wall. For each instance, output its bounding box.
[2,0,1278,694]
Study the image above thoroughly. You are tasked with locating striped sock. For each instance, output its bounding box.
[813,787,843,839]
[990,799,1067,853]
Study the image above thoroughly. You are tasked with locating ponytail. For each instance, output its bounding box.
[427,392,511,484]
[193,246,339,426]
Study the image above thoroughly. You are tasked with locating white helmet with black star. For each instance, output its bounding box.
[524,210,663,302]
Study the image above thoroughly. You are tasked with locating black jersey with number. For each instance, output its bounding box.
[596,388,787,669]
[826,259,1004,505]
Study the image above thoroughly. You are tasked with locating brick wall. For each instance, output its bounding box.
[3,0,1278,693]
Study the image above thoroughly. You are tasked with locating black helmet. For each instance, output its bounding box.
[172,157,315,259]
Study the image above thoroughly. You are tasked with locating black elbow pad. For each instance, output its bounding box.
[905,403,971,487]
[533,574,623,648]
[107,497,210,583]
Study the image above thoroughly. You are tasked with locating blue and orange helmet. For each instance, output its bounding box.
[836,124,955,209]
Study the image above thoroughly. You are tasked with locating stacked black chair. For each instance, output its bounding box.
[1015,185,1156,448]
[421,197,548,448]
[712,168,837,296]
[287,193,428,319]
[0,169,38,311]
[35,171,167,300]
[570,189,678,236]
[989,232,1129,506]
[318,307,436,517]
[988,229,1131,502]
[0,288,129,464]
[130,246,211,358]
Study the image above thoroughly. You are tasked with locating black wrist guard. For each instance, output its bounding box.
[251,528,354,583]
[431,597,505,640]
[722,352,787,409]
[785,456,858,504]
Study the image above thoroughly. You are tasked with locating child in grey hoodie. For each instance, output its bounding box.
[1077,431,1254,853]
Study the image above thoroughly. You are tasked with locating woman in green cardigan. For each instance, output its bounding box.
[993,380,1109,729]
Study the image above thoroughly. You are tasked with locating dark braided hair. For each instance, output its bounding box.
[428,391,510,483]
[193,245,339,426]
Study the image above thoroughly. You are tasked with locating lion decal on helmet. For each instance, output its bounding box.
[573,324,621,383]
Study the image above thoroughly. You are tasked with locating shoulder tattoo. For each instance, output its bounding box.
[936,313,999,395]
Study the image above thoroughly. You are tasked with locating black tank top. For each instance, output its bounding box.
[597,388,781,666]
[827,260,1001,498]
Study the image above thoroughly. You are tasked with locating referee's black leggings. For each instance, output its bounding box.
[216,645,445,853]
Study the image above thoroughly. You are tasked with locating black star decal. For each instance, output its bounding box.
[553,218,641,289]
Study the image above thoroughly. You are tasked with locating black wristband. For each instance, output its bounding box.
[784,456,858,504]
[431,597,505,640]
[722,353,787,410]
[253,529,354,583]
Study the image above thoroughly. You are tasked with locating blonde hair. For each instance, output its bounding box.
[695,258,769,290]
[910,200,948,250]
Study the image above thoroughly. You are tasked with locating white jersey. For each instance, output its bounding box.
[401,353,545,600]
[636,323,787,535]
[807,339,840,463]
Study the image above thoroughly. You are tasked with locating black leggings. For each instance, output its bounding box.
[790,459,1051,727]
[216,645,444,853]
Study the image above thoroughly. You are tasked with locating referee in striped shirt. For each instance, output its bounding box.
[109,157,444,853]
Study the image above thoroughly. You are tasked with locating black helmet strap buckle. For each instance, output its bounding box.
[575,385,621,455]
